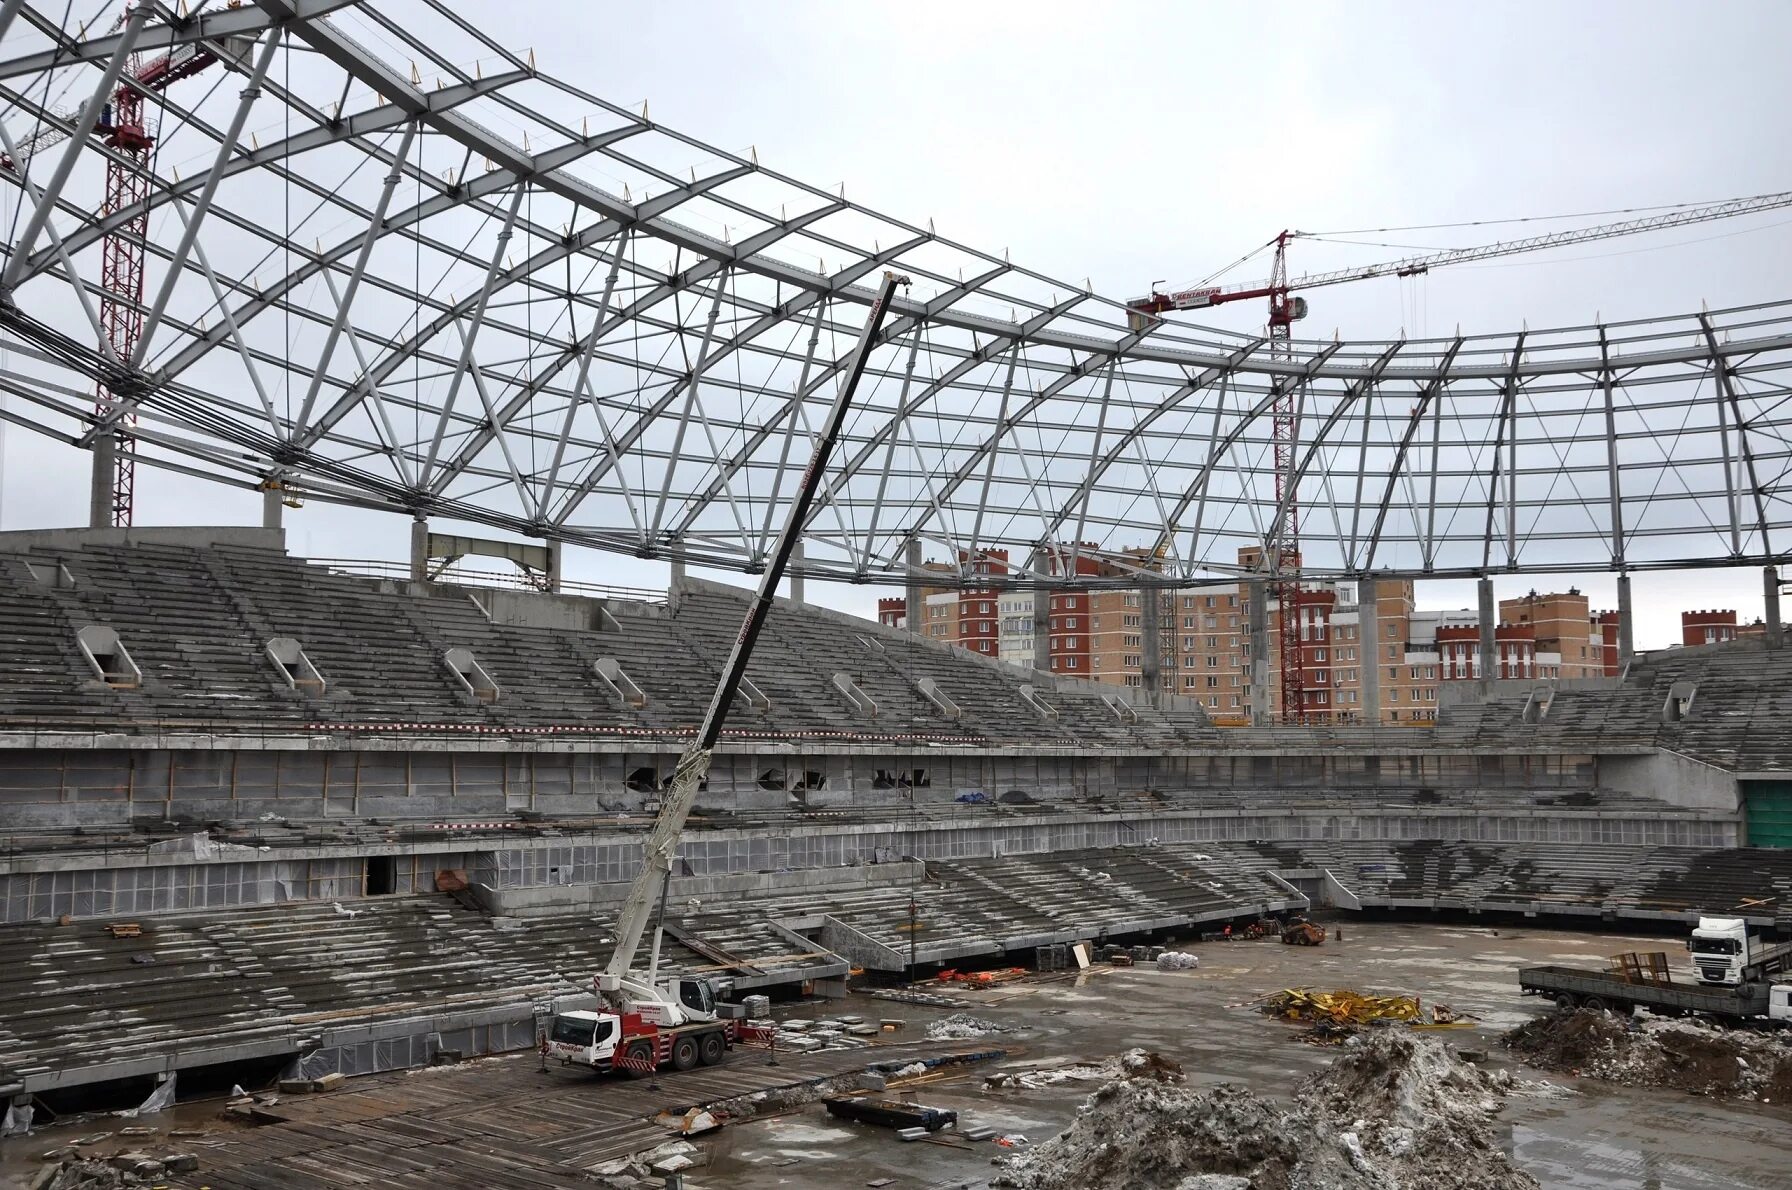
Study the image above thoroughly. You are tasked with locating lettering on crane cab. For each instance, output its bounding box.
[1170,287,1221,307]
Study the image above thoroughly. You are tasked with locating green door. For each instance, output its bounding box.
[1744,781,1792,847]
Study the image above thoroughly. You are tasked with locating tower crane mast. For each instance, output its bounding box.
[2,14,227,527]
[1127,190,1792,723]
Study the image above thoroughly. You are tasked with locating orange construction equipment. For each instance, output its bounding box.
[1281,920,1326,947]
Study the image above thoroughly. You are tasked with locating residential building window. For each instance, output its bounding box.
[1067,617,1079,629]
[1206,675,1220,688]
[1204,615,1218,629]
[1182,636,1196,650]
[1183,616,1198,629]
[1314,648,1328,661]
[1204,596,1216,608]
[1184,596,1196,609]
[1207,656,1219,668]
[1207,635,1220,648]
[1067,656,1078,669]
[1066,597,1079,609]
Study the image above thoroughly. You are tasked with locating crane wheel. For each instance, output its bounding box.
[672,1035,701,1072]
[621,1040,655,1079]
[698,1031,726,1066]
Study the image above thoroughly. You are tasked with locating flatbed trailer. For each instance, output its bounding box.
[547,1013,777,1076]
[1518,965,1791,1023]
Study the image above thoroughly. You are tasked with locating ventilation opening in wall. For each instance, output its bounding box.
[872,769,899,789]
[365,855,397,896]
[23,558,74,588]
[795,770,827,791]
[905,768,932,788]
[758,768,788,791]
[626,767,663,793]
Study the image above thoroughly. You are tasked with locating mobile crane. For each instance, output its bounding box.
[545,271,911,1077]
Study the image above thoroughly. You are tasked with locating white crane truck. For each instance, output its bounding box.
[545,273,910,1077]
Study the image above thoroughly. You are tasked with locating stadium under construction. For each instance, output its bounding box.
[0,3,1790,1188]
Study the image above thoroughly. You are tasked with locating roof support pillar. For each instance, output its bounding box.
[1477,577,1497,681]
[1616,573,1635,670]
[788,542,805,606]
[261,483,284,531]
[88,432,116,530]
[1765,566,1784,650]
[544,540,563,594]
[1141,586,1163,709]
[1248,579,1271,725]
[1358,578,1381,725]
[904,538,924,637]
[409,516,429,584]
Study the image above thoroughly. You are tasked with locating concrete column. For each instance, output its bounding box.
[1616,573,1635,670]
[1477,576,1497,681]
[904,538,923,636]
[789,541,805,605]
[408,517,429,583]
[1765,566,1784,649]
[1140,586,1163,707]
[89,430,116,528]
[1248,579,1271,724]
[1032,586,1052,672]
[260,482,284,531]
[1358,578,1381,725]
[545,540,563,594]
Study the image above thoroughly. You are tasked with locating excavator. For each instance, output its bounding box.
[545,272,910,1077]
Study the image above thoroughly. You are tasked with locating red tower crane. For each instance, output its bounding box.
[1126,190,1792,723]
[3,28,223,526]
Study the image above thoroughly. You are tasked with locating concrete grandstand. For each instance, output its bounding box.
[2,526,1789,1106]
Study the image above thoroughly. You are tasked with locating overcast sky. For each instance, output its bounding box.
[3,0,1790,646]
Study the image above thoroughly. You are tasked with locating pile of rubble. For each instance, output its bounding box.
[26,1150,201,1190]
[924,1013,1011,1041]
[1502,1009,1792,1101]
[994,1032,1537,1190]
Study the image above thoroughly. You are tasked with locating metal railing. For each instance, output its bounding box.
[305,557,663,603]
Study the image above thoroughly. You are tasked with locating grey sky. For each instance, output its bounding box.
[2,0,1789,645]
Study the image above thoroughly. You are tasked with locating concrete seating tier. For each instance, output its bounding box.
[0,540,1210,749]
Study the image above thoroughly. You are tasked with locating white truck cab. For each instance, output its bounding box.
[1773,985,1792,1023]
[1690,916,1749,986]
[546,1009,621,1067]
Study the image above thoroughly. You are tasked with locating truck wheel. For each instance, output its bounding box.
[672,1035,700,1072]
[621,1040,655,1079]
[1582,996,1608,1012]
[698,1031,726,1066]
[1553,993,1577,1012]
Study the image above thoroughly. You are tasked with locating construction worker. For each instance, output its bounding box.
[1223,924,1233,942]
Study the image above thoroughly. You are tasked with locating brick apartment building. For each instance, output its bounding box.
[878,550,1623,724]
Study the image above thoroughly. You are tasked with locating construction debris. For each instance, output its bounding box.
[923,1013,1010,1041]
[986,1048,1183,1092]
[1155,950,1200,971]
[994,1032,1536,1190]
[1259,987,1423,1026]
[1502,1009,1792,1101]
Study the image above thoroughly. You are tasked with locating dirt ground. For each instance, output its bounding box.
[703,919,1791,1190]
[6,920,1790,1189]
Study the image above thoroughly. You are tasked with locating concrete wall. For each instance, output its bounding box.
[0,744,1605,829]
[0,805,1738,924]
[1598,750,1741,813]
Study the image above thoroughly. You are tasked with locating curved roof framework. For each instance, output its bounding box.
[0,1,1789,586]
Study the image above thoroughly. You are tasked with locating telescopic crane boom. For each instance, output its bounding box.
[595,271,911,1014]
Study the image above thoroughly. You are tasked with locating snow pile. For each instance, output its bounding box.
[995,1032,1536,1190]
[1503,1009,1792,1101]
[924,1012,1010,1040]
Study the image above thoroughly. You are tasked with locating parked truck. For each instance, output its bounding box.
[1688,915,1792,987]
[1517,965,1792,1024]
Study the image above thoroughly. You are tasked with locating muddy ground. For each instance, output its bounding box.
[702,919,1790,1190]
[6,920,1789,1189]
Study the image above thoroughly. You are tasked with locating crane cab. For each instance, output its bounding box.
[545,1009,621,1067]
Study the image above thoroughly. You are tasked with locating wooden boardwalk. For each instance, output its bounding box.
[182,1041,1001,1189]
